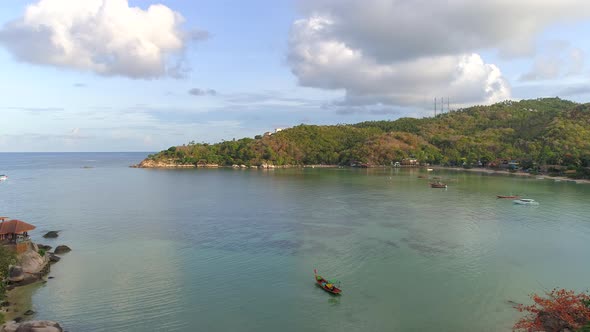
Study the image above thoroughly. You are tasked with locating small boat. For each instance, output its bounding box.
[430,182,447,188]
[497,195,520,199]
[314,269,342,295]
[513,198,539,205]
[426,168,434,172]
[0,175,7,181]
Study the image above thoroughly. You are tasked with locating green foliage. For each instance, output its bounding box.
[0,246,16,300]
[144,98,590,169]
[38,248,46,257]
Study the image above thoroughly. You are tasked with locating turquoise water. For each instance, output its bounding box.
[1,153,589,331]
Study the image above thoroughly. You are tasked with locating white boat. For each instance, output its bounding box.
[513,198,539,205]
[0,175,7,181]
[427,168,433,171]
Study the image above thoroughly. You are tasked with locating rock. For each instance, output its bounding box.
[23,310,35,316]
[0,301,9,307]
[13,318,22,323]
[53,245,71,255]
[8,266,24,282]
[48,254,60,263]
[42,231,59,239]
[0,320,63,332]
[18,250,45,274]
[37,244,52,251]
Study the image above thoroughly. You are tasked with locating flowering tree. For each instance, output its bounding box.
[514,289,590,332]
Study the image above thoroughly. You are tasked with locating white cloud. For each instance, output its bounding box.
[0,0,203,79]
[296,0,590,61]
[288,0,590,109]
[288,15,510,107]
[520,42,585,81]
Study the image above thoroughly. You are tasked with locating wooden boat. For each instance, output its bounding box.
[430,182,447,188]
[497,195,520,199]
[314,269,342,295]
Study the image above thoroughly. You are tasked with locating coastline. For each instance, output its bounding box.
[431,166,590,185]
[131,159,590,184]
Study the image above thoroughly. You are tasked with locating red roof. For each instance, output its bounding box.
[0,219,36,235]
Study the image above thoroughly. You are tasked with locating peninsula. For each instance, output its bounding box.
[135,98,590,179]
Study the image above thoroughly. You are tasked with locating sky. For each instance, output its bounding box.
[0,0,589,152]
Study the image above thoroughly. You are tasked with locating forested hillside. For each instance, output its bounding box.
[142,98,590,172]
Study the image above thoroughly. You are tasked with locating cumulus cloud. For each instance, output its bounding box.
[0,0,205,79]
[288,0,590,109]
[296,0,590,61]
[188,88,217,96]
[288,15,510,107]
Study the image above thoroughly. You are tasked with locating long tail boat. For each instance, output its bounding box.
[314,269,342,295]
[497,195,520,199]
[430,182,447,188]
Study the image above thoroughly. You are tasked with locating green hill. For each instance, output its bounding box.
[140,98,590,176]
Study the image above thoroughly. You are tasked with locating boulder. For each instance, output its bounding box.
[8,266,24,283]
[0,320,63,332]
[18,250,45,274]
[42,231,59,239]
[23,310,35,316]
[48,253,60,263]
[37,245,52,251]
[53,245,71,255]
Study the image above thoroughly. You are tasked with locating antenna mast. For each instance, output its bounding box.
[434,98,437,117]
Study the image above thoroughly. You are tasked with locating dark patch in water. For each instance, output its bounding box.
[401,235,460,256]
[379,221,409,229]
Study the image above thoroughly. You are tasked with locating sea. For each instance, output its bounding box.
[0,152,589,331]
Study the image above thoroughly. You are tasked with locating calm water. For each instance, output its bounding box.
[1,153,589,331]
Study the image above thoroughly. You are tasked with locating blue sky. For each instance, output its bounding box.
[0,0,589,152]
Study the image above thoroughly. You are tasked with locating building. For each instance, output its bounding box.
[0,219,35,243]
[274,128,283,133]
[0,219,36,254]
[401,158,418,166]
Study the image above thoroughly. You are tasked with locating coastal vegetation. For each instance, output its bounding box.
[141,98,590,178]
[0,246,16,298]
[513,289,590,331]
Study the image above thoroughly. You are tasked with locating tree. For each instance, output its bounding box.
[513,289,590,331]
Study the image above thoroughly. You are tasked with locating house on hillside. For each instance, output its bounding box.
[401,158,418,167]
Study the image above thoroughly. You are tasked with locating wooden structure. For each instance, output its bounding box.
[0,219,35,243]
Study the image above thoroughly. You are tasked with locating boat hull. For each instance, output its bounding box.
[497,195,519,199]
[314,270,342,295]
[513,200,539,205]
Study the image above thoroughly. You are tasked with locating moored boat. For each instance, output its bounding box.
[0,175,7,181]
[513,198,539,205]
[497,195,520,199]
[430,182,447,188]
[314,269,342,295]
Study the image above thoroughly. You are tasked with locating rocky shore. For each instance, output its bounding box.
[1,235,70,330]
[131,158,343,169]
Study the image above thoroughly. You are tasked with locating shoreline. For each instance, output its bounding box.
[131,161,590,184]
[431,166,590,184]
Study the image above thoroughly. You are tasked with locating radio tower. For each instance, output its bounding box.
[434,97,437,117]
